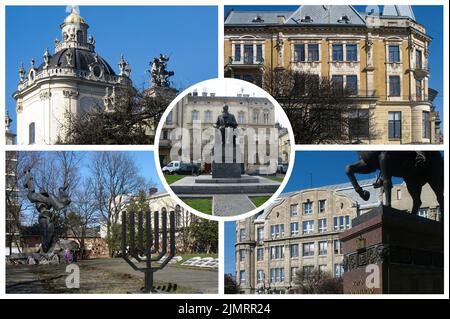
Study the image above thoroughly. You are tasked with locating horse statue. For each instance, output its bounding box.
[23,166,71,253]
[345,151,443,222]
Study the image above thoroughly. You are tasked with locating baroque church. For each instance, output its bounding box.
[13,8,132,145]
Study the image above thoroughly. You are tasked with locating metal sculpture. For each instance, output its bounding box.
[121,206,177,293]
[23,166,71,253]
[345,151,444,221]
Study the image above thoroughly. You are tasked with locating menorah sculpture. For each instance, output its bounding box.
[121,206,177,293]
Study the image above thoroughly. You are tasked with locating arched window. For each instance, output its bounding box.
[76,30,83,43]
[29,122,35,144]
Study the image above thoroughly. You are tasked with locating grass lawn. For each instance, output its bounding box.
[264,175,284,183]
[250,196,271,207]
[182,198,213,214]
[164,174,186,185]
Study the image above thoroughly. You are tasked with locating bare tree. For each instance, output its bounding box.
[89,152,148,257]
[6,151,22,254]
[65,178,100,259]
[293,269,343,294]
[224,274,239,294]
[60,87,171,145]
[263,69,378,144]
[176,206,196,254]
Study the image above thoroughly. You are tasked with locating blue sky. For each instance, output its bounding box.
[5,6,218,133]
[224,5,444,129]
[68,150,163,191]
[224,150,391,274]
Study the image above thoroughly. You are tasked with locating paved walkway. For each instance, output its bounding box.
[81,259,218,293]
[213,194,256,216]
[6,266,49,293]
[6,258,218,294]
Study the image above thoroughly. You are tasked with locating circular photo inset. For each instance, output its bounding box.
[155,78,295,220]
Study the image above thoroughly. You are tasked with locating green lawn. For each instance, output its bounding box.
[164,174,186,185]
[264,175,284,183]
[182,198,213,214]
[250,196,271,207]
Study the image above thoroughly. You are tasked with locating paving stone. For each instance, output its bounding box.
[213,194,256,216]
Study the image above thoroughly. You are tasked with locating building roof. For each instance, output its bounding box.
[255,177,381,221]
[382,5,415,20]
[225,5,417,26]
[225,10,295,25]
[286,5,366,26]
[37,48,116,75]
[66,227,100,238]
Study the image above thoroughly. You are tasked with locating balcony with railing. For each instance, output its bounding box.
[226,56,265,68]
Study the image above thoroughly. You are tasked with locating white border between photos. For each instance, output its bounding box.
[0,0,448,301]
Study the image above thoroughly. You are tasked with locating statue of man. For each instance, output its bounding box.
[214,104,238,142]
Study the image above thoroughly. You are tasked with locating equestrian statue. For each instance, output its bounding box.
[345,151,443,222]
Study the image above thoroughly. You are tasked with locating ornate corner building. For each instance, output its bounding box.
[235,179,440,294]
[224,5,442,144]
[13,8,132,145]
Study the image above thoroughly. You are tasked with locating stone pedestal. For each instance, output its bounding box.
[212,163,242,178]
[144,86,177,99]
[339,206,443,294]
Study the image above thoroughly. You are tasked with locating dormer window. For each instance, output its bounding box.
[252,15,264,23]
[301,15,313,23]
[338,15,350,23]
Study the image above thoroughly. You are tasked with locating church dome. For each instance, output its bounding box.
[37,48,116,76]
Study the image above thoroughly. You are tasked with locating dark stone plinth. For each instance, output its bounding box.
[339,206,443,294]
[195,177,259,184]
[212,163,241,178]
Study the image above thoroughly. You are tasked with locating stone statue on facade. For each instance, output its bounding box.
[150,54,174,87]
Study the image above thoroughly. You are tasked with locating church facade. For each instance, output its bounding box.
[224,5,441,144]
[13,8,132,145]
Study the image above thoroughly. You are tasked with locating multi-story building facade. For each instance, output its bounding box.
[235,179,441,294]
[13,7,132,145]
[278,128,290,164]
[159,91,279,173]
[224,5,440,144]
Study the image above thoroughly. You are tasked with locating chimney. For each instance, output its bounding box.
[277,15,285,24]
[149,187,158,196]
